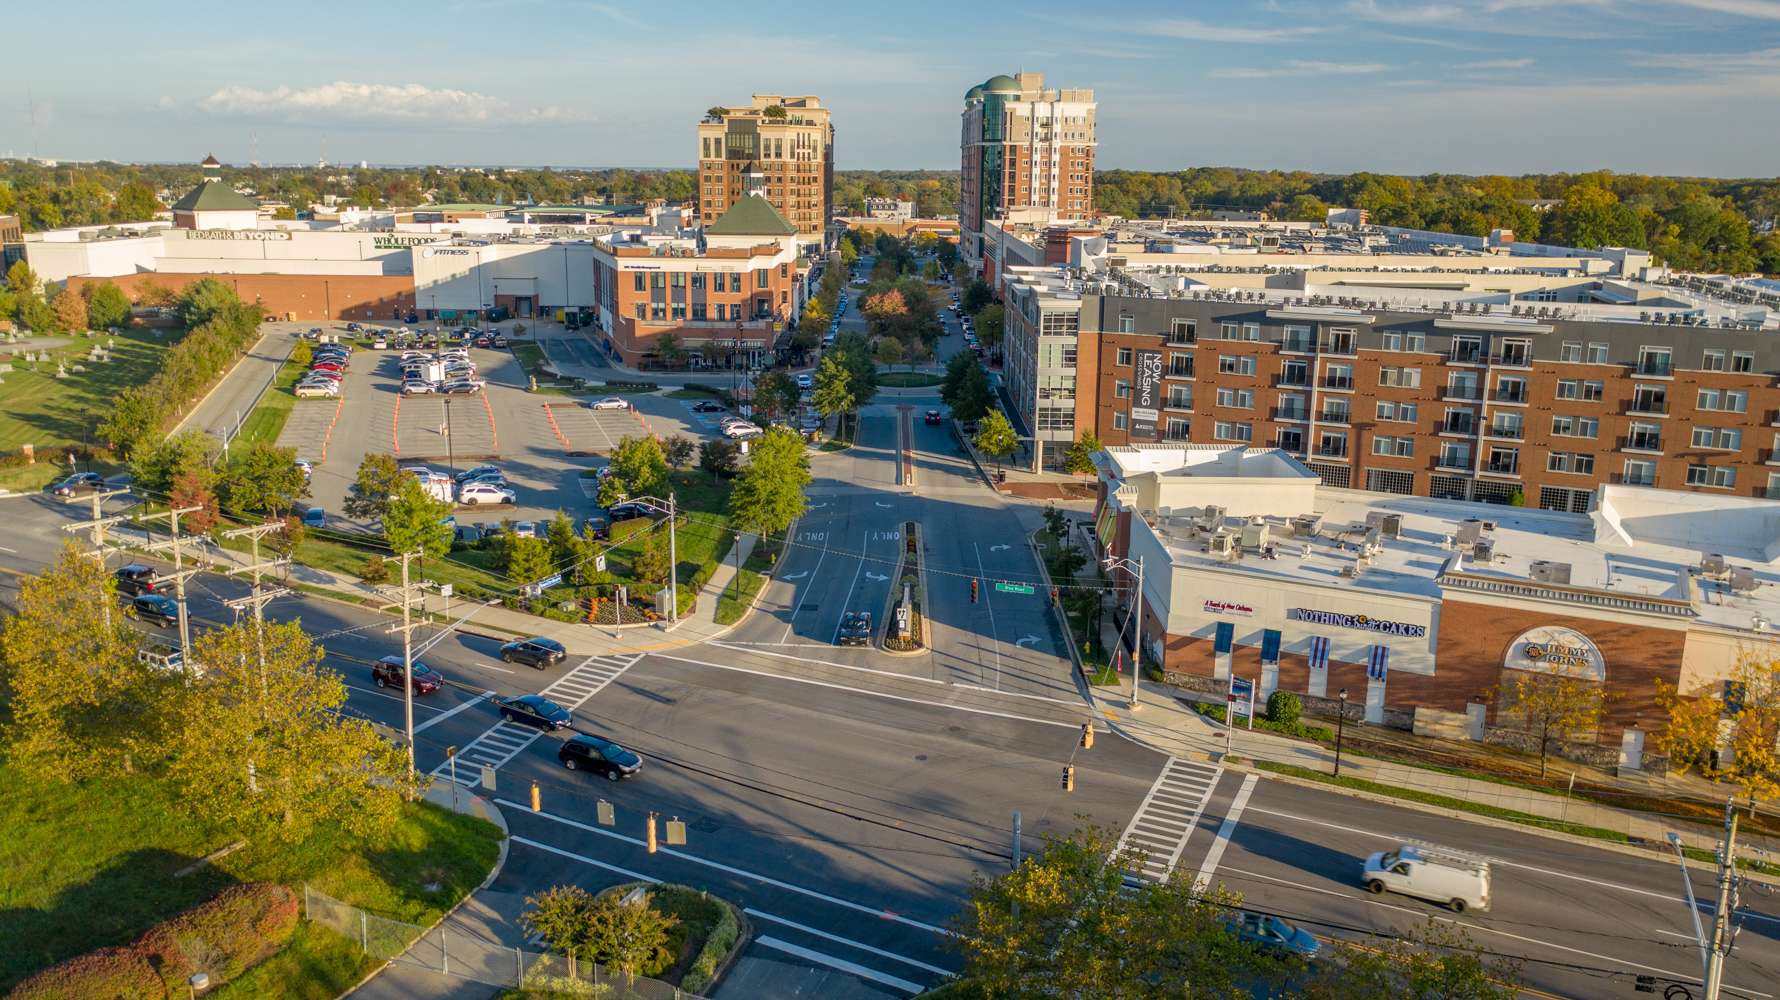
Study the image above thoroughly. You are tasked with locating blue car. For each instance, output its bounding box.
[1226,912,1320,960]
[301,506,326,528]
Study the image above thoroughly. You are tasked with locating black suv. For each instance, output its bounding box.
[837,611,873,646]
[115,564,159,596]
[500,637,567,670]
[128,594,179,628]
[558,734,642,781]
[607,501,655,523]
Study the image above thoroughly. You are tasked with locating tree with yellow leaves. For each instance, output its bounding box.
[1655,654,1780,812]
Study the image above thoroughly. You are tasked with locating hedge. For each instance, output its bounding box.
[8,882,298,999]
[680,896,740,995]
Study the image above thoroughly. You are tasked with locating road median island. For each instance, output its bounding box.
[882,519,928,654]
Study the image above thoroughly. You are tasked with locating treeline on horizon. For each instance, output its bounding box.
[3,160,1776,273]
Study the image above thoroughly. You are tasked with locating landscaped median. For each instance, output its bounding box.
[714,537,777,626]
[503,882,746,998]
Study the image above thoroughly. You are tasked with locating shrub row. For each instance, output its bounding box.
[680,897,740,995]
[8,883,298,999]
[1192,701,1337,743]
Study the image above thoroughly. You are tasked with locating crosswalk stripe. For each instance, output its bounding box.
[427,653,642,778]
[1115,756,1223,884]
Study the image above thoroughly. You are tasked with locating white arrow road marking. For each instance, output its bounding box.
[782,571,809,580]
[866,572,889,581]
[875,501,894,508]
[989,544,1010,552]
[807,502,828,509]
[1015,635,1041,647]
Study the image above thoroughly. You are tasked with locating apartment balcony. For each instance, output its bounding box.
[1483,458,1521,477]
[1273,408,1309,423]
[1621,434,1663,454]
[1315,444,1350,459]
[1636,360,1674,378]
[1275,437,1306,452]
[1281,339,1316,355]
[1615,472,1657,487]
[1442,385,1482,401]
[1320,339,1359,357]
[1764,449,1780,467]
[1322,376,1355,390]
[1441,418,1477,436]
[1276,374,1312,388]
[1437,455,1474,471]
[1318,410,1352,425]
[1165,334,1196,347]
[1494,386,1529,404]
[1493,351,1532,368]
[1167,365,1194,380]
[1484,426,1524,441]
[1449,348,1484,365]
[1626,400,1670,417]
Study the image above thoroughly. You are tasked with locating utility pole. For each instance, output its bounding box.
[382,550,424,782]
[220,522,292,678]
[140,506,205,658]
[668,492,678,623]
[59,489,135,627]
[1704,798,1742,1000]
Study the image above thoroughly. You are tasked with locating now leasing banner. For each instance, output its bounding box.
[1131,350,1162,438]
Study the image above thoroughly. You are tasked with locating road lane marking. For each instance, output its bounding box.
[972,542,1002,690]
[649,651,1090,730]
[744,909,951,976]
[1192,774,1257,893]
[780,525,832,643]
[413,691,494,734]
[755,937,922,995]
[426,654,640,777]
[1118,757,1223,882]
[341,681,445,712]
[830,530,869,645]
[502,800,953,937]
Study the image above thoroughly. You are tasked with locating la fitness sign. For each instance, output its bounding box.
[1504,625,1605,682]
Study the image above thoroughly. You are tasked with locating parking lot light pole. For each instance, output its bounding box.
[444,397,455,482]
[1334,688,1349,778]
[628,496,678,623]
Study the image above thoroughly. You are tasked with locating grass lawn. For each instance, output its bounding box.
[234,353,310,448]
[0,459,125,494]
[0,328,184,453]
[209,922,371,1000]
[715,539,778,625]
[509,342,549,378]
[874,370,944,388]
[0,761,502,993]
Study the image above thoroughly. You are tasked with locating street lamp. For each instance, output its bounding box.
[443,396,455,482]
[623,494,679,623]
[1334,688,1349,778]
[1101,553,1145,710]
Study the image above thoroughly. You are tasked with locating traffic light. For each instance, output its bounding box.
[1080,723,1094,750]
[646,812,659,854]
[530,781,541,812]
[1051,587,1060,605]
[1061,764,1075,792]
[970,578,979,603]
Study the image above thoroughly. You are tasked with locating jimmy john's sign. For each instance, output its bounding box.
[1503,625,1605,682]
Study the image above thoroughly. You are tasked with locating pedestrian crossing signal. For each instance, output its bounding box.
[970,578,979,603]
[646,812,658,854]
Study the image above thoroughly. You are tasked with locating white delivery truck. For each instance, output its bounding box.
[402,466,455,503]
[1362,843,1491,912]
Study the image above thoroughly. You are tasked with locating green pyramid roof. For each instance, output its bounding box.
[705,194,796,237]
[171,179,258,213]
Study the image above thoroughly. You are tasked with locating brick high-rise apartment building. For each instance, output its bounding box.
[1069,293,1780,512]
[958,72,1096,272]
[697,95,833,243]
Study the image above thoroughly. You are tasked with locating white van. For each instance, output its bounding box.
[1362,843,1490,912]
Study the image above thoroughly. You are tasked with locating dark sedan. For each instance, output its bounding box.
[500,637,568,670]
[924,409,944,425]
[115,564,159,596]
[128,593,180,628]
[51,472,105,497]
[837,611,873,646]
[558,734,642,781]
[499,694,572,731]
[691,400,725,413]
[372,655,443,694]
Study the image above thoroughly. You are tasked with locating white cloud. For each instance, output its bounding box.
[1149,17,1321,43]
[1455,56,1536,68]
[1342,0,1464,24]
[1212,60,1392,78]
[1658,0,1780,17]
[196,81,587,126]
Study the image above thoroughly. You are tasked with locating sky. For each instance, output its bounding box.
[6,0,1780,177]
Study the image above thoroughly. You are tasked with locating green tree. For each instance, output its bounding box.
[546,510,578,564]
[506,535,556,588]
[939,350,977,407]
[165,619,419,841]
[973,411,1019,474]
[290,339,313,368]
[522,886,597,978]
[0,542,179,781]
[1064,431,1103,477]
[4,259,41,298]
[875,336,905,371]
[384,476,454,564]
[922,258,941,282]
[15,292,54,332]
[811,353,858,439]
[973,303,1004,358]
[605,436,669,503]
[699,438,739,480]
[656,332,683,368]
[950,363,995,424]
[728,427,811,543]
[838,240,858,267]
[81,281,132,329]
[753,371,802,420]
[344,453,405,522]
[801,295,830,331]
[131,429,220,497]
[963,279,993,314]
[219,441,309,517]
[112,181,161,222]
[632,526,672,587]
[586,891,680,979]
[663,434,696,470]
[176,277,243,329]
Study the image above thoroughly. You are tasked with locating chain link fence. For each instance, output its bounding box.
[303,885,691,998]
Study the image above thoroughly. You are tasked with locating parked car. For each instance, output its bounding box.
[837,611,873,646]
[558,733,642,781]
[115,564,159,596]
[500,636,568,669]
[1363,844,1491,913]
[303,370,345,382]
[721,422,761,439]
[401,380,439,395]
[490,334,509,347]
[457,482,515,506]
[452,524,484,544]
[51,472,105,497]
[581,510,612,539]
[300,506,326,528]
[510,521,542,539]
[473,335,492,348]
[454,465,503,483]
[371,334,388,349]
[690,400,725,414]
[795,373,813,389]
[309,362,345,374]
[1223,911,1321,960]
[294,459,313,480]
[459,471,507,489]
[372,655,443,694]
[294,382,338,398]
[499,694,572,731]
[925,409,944,425]
[586,396,629,410]
[442,380,486,395]
[606,501,656,523]
[128,593,180,628]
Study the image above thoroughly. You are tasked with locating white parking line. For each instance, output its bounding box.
[413,691,494,734]
[754,937,922,995]
[744,909,951,976]
[1192,773,1257,893]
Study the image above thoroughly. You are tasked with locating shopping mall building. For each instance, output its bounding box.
[1090,444,1780,771]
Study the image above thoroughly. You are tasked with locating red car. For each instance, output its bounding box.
[310,362,345,373]
[372,656,443,694]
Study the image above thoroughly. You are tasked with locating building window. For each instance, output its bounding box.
[1218,355,1257,376]
[691,274,705,290]
[1276,428,1304,451]
[1687,465,1737,488]
[1587,342,1609,364]
[1560,342,1583,363]
[1485,447,1519,475]
[1691,427,1742,450]
[1627,421,1662,451]
[1283,325,1315,353]
[1733,351,1755,373]
[634,303,647,320]
[1406,332,1425,352]
[1113,412,1128,430]
[1379,367,1421,388]
[1279,359,1310,386]
[1631,385,1667,414]
[1114,380,1131,400]
[1377,401,1417,422]
[1698,388,1749,413]
[1548,451,1595,474]
[1703,349,1727,371]
[1623,459,1657,486]
[1637,347,1673,377]
[692,303,707,321]
[1499,339,1532,366]
[1215,387,1254,409]
[1214,421,1253,443]
[1166,385,1192,409]
[1220,321,1240,340]
[1381,332,1401,352]
[633,274,647,292]
[651,272,666,290]
[1168,353,1193,378]
[1489,412,1523,438]
[1317,431,1348,457]
[1372,436,1414,457]
[756,270,768,289]
[1242,322,1261,341]
[650,303,666,321]
[1165,418,1190,441]
[1451,335,1483,364]
[1324,363,1354,389]
[1551,415,1599,438]
[1117,315,1135,333]
[1116,347,1133,366]
[1496,375,1528,403]
[1439,442,1472,469]
[1168,320,1196,344]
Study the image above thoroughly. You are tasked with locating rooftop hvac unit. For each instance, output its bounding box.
[1731,568,1760,593]
[1241,519,1272,551]
[1471,538,1496,563]
[1365,511,1403,538]
[1199,505,1227,529]
[1700,554,1729,578]
[1755,615,1771,633]
[1455,518,1486,546]
[1529,560,1572,585]
[1292,514,1323,538]
[1206,532,1236,556]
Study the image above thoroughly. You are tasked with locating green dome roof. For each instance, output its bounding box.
[983,74,1019,92]
[965,84,984,100]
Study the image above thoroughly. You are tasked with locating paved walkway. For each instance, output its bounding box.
[172,323,298,443]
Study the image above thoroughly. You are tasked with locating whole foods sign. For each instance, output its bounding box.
[1291,607,1427,638]
[1503,625,1605,681]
